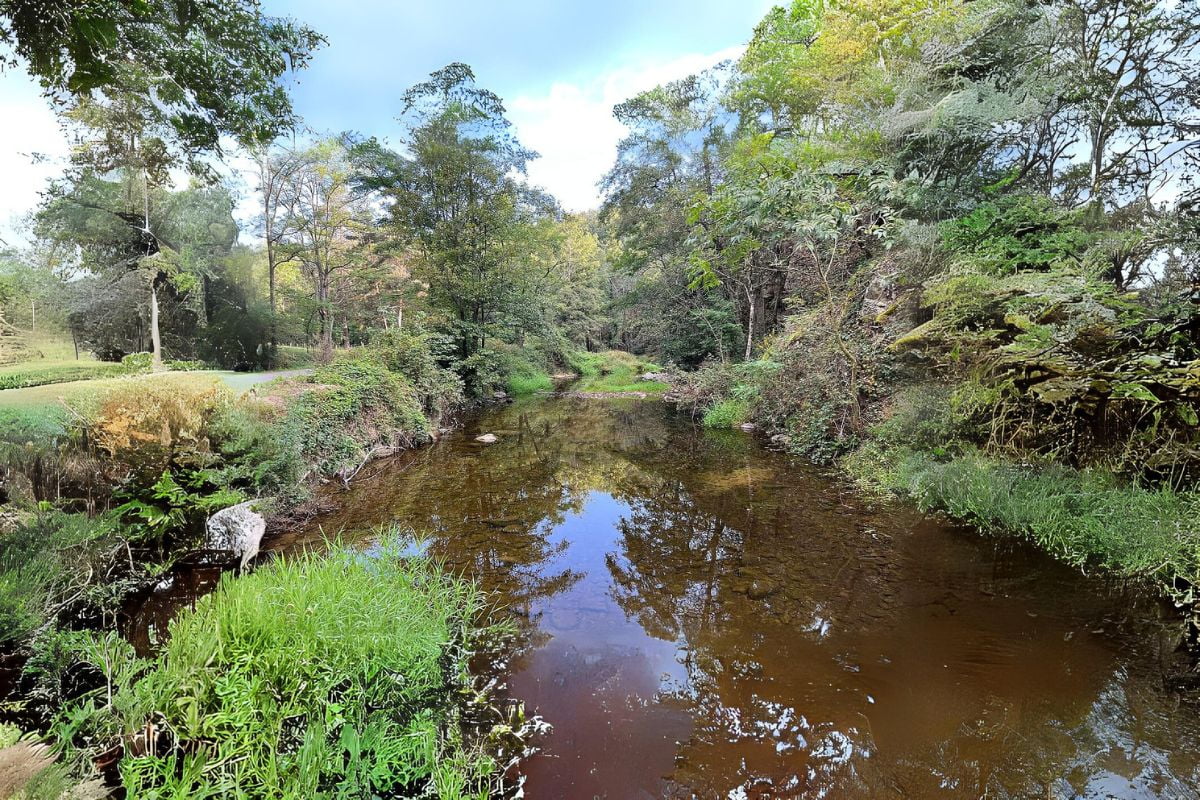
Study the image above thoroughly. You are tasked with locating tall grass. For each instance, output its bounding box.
[56,532,501,799]
[849,446,1200,600]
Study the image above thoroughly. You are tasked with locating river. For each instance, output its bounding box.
[243,396,1200,798]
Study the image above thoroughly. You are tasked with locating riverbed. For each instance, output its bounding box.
[259,397,1200,798]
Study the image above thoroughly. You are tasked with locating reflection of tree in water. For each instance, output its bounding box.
[607,480,744,640]
[293,399,1200,799]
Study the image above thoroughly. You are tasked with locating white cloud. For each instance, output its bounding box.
[508,45,743,212]
[0,71,69,245]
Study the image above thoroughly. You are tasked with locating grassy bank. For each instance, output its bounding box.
[846,445,1200,601]
[676,363,1200,612]
[29,533,509,798]
[0,330,551,794]
[568,350,667,394]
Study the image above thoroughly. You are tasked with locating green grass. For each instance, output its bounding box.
[54,532,502,799]
[506,367,554,395]
[569,350,666,394]
[702,398,750,428]
[0,360,126,391]
[847,445,1200,600]
[0,369,309,409]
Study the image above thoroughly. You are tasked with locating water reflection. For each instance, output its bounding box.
[286,398,1200,799]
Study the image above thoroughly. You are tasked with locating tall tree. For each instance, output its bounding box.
[356,63,555,359]
[278,139,376,362]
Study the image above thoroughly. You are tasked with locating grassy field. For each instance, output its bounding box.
[0,369,310,408]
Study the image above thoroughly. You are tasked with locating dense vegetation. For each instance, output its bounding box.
[603,0,1200,610]
[2,0,1199,795]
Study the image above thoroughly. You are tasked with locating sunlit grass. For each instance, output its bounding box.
[569,350,665,394]
[57,530,502,799]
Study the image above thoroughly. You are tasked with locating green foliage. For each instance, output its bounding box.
[941,196,1095,276]
[0,361,126,390]
[702,398,749,428]
[853,447,1200,602]
[370,328,464,417]
[0,0,324,153]
[52,532,501,799]
[113,470,243,552]
[0,511,134,646]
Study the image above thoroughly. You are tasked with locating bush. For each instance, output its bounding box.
[370,329,464,419]
[89,378,230,484]
[53,533,505,799]
[118,352,153,374]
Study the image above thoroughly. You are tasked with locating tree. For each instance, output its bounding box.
[0,0,323,155]
[601,66,743,364]
[358,63,556,359]
[277,139,377,362]
[252,142,311,358]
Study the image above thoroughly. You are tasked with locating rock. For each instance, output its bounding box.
[770,433,792,446]
[640,371,668,382]
[205,500,266,569]
[739,422,757,432]
[492,391,510,402]
[475,433,499,444]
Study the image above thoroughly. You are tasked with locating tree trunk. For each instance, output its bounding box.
[150,282,163,370]
[743,286,756,362]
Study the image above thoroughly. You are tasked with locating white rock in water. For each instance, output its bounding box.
[475,433,499,444]
[205,500,266,569]
[739,422,758,432]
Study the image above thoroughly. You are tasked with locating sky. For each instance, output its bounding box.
[0,0,775,243]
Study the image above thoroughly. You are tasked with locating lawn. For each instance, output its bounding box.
[0,369,311,408]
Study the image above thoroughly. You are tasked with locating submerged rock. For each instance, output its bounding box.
[739,422,758,432]
[475,433,499,444]
[205,500,266,569]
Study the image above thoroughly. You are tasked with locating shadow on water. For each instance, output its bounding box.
[271,397,1200,799]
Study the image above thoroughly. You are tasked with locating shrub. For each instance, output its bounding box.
[118,352,153,374]
[89,378,230,483]
[370,328,464,418]
[53,533,504,799]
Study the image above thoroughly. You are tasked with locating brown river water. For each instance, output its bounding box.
[142,396,1200,798]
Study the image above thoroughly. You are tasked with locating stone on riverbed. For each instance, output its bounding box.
[475,433,499,444]
[205,500,266,569]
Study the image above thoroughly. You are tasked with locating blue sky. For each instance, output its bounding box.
[0,0,775,241]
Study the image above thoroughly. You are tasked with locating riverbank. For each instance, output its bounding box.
[0,337,653,795]
[671,363,1200,657]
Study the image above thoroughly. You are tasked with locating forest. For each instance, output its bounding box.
[1,0,1199,797]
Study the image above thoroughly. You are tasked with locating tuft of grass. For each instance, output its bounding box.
[52,532,503,799]
[702,398,749,428]
[506,368,554,396]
